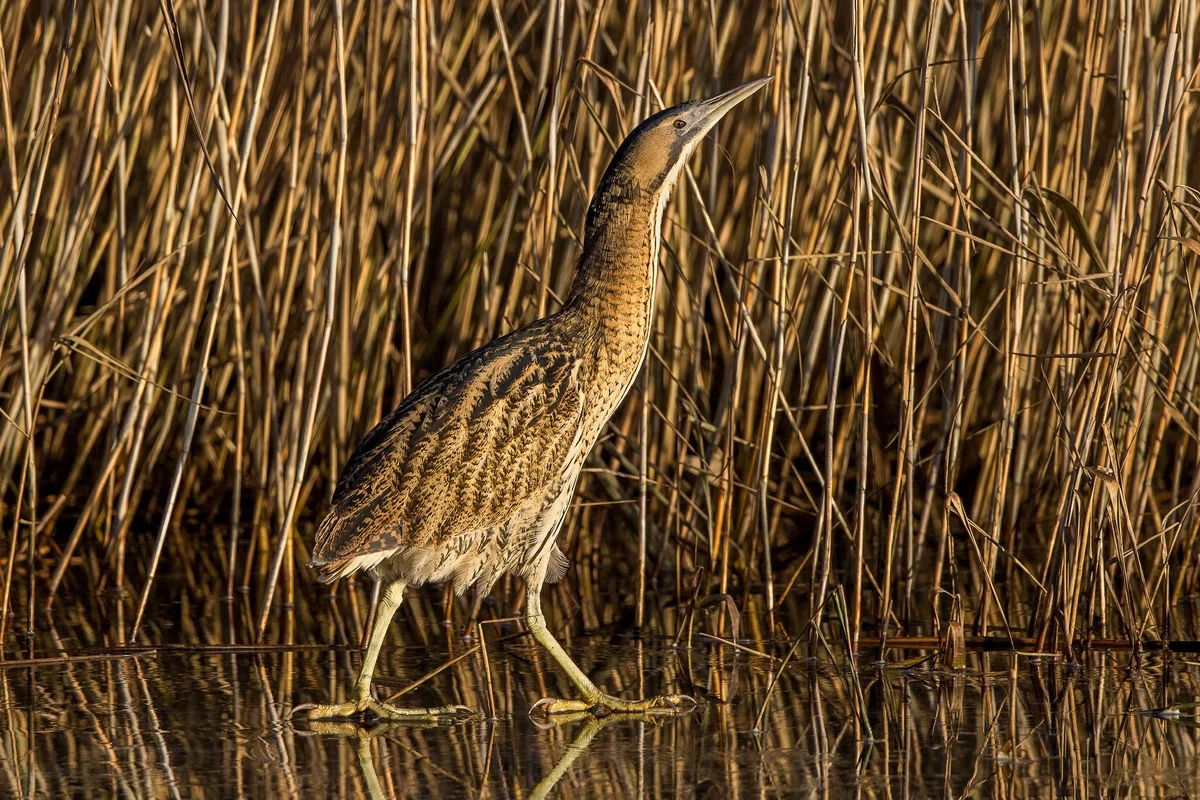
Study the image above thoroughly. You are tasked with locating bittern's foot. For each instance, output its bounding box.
[530,692,696,718]
[297,698,474,727]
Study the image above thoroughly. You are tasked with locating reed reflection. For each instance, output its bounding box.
[0,644,1198,797]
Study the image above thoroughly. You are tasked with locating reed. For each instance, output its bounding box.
[1,0,1199,660]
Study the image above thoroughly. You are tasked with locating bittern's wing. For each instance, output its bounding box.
[309,321,584,581]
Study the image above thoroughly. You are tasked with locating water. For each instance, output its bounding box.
[3,633,1200,798]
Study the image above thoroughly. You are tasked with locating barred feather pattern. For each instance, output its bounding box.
[310,314,589,590]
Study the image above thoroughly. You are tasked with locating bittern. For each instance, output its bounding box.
[305,77,770,723]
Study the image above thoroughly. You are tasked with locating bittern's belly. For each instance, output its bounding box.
[369,466,583,596]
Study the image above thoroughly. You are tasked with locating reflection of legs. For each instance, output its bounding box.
[525,589,694,716]
[527,716,610,800]
[306,579,472,722]
[354,730,387,800]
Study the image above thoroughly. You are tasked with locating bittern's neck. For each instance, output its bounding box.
[565,172,672,387]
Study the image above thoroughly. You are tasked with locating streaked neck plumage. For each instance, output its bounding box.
[555,75,773,417]
[563,156,686,412]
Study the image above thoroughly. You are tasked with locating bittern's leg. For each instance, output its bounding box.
[524,590,694,716]
[305,579,473,723]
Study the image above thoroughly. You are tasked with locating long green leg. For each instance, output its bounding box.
[304,579,473,724]
[524,589,694,716]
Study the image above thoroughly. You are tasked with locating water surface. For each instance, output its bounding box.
[3,633,1199,798]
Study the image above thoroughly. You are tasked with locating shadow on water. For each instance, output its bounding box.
[3,633,1200,797]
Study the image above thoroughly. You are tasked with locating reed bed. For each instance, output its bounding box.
[2,0,1200,660]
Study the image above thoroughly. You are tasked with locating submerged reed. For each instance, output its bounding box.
[1,0,1199,658]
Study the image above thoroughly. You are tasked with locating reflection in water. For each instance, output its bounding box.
[323,712,657,800]
[2,642,1200,796]
[2,636,1200,797]
[523,715,641,800]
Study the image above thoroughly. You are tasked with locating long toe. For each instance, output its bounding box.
[530,697,597,716]
[615,694,697,714]
[365,700,475,724]
[304,701,369,722]
[530,694,697,718]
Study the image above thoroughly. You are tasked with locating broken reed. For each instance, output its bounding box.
[2,0,1199,655]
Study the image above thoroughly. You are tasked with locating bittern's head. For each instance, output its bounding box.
[586,77,771,236]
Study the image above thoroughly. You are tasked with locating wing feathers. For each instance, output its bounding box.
[311,319,585,575]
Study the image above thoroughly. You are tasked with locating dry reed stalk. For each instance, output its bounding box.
[0,0,1197,672]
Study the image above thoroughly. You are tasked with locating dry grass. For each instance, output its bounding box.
[2,0,1200,659]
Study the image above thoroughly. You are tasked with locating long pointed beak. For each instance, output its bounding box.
[696,77,772,128]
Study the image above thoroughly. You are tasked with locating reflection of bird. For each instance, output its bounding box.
[325,712,636,800]
[305,77,771,723]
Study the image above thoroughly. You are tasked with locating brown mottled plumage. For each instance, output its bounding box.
[303,78,771,725]
[311,318,585,595]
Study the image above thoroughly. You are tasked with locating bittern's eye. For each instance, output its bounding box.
[673,119,687,129]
